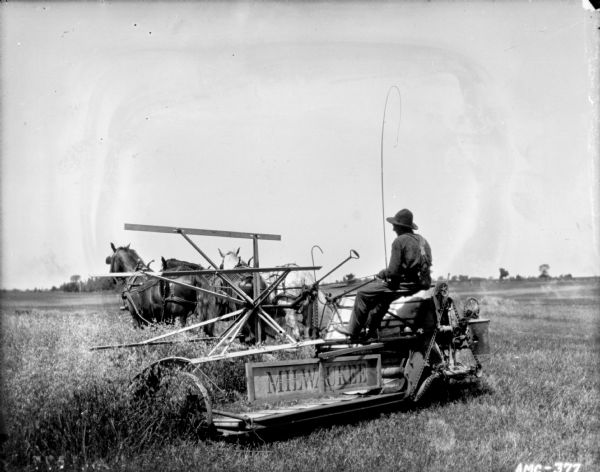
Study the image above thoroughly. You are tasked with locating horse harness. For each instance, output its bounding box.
[120,261,197,323]
[120,263,161,324]
[161,277,198,311]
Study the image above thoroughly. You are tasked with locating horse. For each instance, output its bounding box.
[106,243,164,328]
[105,243,198,328]
[160,257,217,335]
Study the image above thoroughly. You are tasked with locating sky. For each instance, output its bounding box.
[1,1,599,290]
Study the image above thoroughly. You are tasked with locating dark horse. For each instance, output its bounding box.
[160,257,217,336]
[106,243,199,328]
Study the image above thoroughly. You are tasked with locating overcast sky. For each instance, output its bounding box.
[1,1,598,290]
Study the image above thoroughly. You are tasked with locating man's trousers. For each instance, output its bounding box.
[346,279,404,336]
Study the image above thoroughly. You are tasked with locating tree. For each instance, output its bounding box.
[70,275,82,292]
[343,273,357,284]
[499,268,509,280]
[538,264,550,279]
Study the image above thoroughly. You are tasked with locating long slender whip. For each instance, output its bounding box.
[380,86,402,267]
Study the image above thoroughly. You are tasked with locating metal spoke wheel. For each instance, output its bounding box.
[160,371,213,435]
[130,357,214,439]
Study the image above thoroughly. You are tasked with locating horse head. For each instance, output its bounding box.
[218,247,247,270]
[106,243,145,273]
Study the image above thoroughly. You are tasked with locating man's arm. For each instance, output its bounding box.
[379,238,403,279]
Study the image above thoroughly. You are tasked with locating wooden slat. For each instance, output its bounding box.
[189,339,326,364]
[243,391,407,427]
[318,343,384,359]
[239,395,364,419]
[125,223,281,241]
[213,419,244,428]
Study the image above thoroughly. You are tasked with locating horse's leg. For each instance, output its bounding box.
[196,279,217,337]
[195,302,211,336]
[126,292,145,328]
[197,303,212,336]
[176,281,194,327]
[140,291,154,325]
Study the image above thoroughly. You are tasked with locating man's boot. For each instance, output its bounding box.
[333,311,364,340]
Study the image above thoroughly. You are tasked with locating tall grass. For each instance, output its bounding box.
[1,286,599,471]
[0,305,261,470]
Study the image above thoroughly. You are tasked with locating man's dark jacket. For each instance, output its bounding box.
[380,230,432,289]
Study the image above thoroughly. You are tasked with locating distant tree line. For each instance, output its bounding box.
[51,275,115,292]
[3,265,580,293]
[438,269,573,284]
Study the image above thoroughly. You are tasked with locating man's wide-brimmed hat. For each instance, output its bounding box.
[386,209,418,230]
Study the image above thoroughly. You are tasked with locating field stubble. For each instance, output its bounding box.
[1,281,598,472]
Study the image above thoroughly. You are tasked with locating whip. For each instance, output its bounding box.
[380,86,402,267]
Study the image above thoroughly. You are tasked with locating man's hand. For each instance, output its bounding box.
[376,269,387,280]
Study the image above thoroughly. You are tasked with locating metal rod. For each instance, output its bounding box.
[255,307,286,335]
[331,278,375,302]
[208,314,246,357]
[311,245,324,282]
[174,229,306,351]
[215,307,246,341]
[177,229,255,304]
[140,309,244,344]
[256,307,297,343]
[160,266,320,275]
[209,309,254,357]
[141,271,244,305]
[91,266,320,278]
[253,269,291,307]
[314,250,360,285]
[89,337,216,351]
[252,235,261,342]
[217,269,291,345]
[208,308,253,356]
[177,229,223,270]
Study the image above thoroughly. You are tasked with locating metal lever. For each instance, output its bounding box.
[314,249,360,286]
[311,245,324,282]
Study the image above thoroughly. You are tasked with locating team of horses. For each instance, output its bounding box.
[105,243,329,341]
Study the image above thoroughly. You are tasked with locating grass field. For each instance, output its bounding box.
[1,280,598,472]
